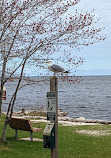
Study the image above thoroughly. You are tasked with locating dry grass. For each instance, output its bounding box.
[25,111,47,117]
[76,129,111,136]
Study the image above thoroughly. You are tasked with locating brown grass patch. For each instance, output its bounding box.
[76,129,111,136]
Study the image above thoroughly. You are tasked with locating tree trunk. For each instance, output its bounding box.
[0,58,7,116]
[1,59,26,142]
[1,116,9,142]
[1,93,14,142]
[0,93,2,116]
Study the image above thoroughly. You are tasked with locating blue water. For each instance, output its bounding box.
[2,76,111,121]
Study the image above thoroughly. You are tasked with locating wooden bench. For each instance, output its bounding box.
[8,117,42,141]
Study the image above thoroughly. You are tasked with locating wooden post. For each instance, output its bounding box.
[15,129,18,140]
[50,77,58,158]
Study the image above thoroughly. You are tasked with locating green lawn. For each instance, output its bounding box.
[1,115,111,158]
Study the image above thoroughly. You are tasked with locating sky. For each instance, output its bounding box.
[73,0,111,76]
[3,0,110,76]
[23,0,111,76]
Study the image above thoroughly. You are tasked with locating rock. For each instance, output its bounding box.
[58,109,62,112]
[75,117,86,122]
[58,109,68,117]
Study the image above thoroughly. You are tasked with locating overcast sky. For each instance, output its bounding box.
[23,0,111,76]
[73,0,111,75]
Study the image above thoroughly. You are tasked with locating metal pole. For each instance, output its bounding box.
[50,77,58,158]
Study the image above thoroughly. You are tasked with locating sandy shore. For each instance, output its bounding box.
[7,109,111,126]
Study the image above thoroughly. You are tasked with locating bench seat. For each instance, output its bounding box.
[8,117,42,141]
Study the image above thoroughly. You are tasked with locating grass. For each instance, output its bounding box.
[1,115,111,158]
[25,111,47,117]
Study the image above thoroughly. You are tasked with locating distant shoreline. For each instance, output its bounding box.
[1,74,111,79]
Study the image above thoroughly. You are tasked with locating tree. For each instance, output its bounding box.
[0,0,105,142]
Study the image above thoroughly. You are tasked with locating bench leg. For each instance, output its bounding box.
[30,132,33,141]
[15,130,18,140]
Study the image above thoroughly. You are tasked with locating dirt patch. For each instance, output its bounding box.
[76,130,111,136]
[60,121,98,126]
[18,137,43,142]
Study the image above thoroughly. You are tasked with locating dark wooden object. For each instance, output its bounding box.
[8,117,42,141]
[50,77,58,158]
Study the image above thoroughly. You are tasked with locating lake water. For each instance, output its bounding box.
[2,76,111,121]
